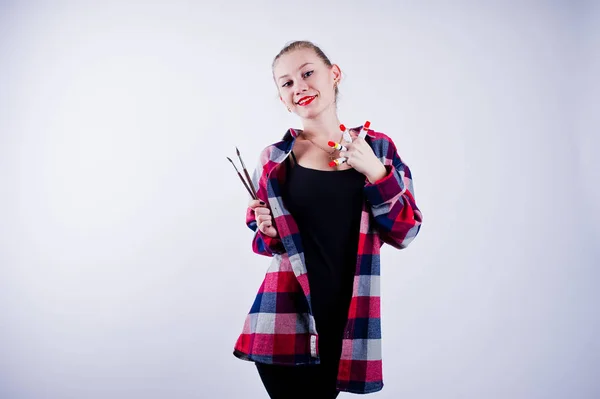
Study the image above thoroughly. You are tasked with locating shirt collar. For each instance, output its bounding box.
[288,125,375,139]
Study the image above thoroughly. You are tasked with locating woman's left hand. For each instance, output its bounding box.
[339,136,388,183]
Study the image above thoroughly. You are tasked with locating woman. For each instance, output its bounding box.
[233,40,423,398]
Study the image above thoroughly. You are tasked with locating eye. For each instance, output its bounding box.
[282,80,292,88]
[303,70,314,78]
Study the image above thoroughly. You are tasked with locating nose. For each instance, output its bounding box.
[294,80,309,94]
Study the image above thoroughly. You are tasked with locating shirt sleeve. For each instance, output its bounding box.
[246,206,286,256]
[245,147,286,256]
[363,138,423,249]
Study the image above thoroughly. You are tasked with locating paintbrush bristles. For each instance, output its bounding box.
[227,157,239,172]
[236,147,246,167]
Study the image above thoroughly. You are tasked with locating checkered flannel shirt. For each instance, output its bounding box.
[233,126,423,394]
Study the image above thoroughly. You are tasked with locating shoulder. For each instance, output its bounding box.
[367,130,395,144]
[348,125,396,146]
[256,128,296,167]
[362,129,399,158]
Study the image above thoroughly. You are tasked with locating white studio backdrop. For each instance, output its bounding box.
[0,1,598,398]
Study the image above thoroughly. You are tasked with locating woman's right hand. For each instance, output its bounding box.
[249,199,279,238]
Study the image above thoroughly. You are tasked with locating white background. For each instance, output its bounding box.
[0,1,598,398]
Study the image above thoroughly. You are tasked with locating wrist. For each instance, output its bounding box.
[366,162,387,183]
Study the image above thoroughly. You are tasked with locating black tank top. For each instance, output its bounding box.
[281,151,365,359]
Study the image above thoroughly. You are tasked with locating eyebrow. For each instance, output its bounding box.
[277,62,314,81]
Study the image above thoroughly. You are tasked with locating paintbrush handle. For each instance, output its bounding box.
[243,169,258,199]
[228,156,257,199]
[238,172,256,199]
[236,147,258,199]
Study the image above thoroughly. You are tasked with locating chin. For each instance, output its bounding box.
[296,106,324,120]
[297,111,318,119]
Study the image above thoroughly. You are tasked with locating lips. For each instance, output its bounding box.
[296,95,317,106]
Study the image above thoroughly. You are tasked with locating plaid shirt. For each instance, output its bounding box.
[233,126,423,394]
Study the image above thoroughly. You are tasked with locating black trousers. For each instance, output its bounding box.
[255,329,343,399]
[256,295,349,398]
[255,361,341,399]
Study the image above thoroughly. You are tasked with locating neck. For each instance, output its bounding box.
[299,105,342,142]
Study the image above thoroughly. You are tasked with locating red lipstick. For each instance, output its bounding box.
[297,96,316,106]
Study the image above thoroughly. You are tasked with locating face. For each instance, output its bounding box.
[273,48,341,119]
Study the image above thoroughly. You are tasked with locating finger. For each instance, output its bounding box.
[340,124,353,143]
[248,199,267,209]
[328,141,347,151]
[329,157,347,167]
[359,121,371,139]
[258,214,274,225]
[258,221,268,233]
[351,136,365,146]
[254,207,271,216]
[259,222,277,237]
[258,220,273,232]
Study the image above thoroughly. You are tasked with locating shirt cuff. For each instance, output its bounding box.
[258,231,285,254]
[364,165,406,206]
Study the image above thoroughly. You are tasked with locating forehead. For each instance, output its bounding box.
[274,48,323,79]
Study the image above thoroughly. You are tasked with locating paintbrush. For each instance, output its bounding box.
[236,147,258,199]
[227,156,257,199]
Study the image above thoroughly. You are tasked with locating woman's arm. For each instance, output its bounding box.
[245,147,286,257]
[363,138,423,249]
[246,203,285,256]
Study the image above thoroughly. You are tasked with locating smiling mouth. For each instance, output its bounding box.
[296,95,317,106]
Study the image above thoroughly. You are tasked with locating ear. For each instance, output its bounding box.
[331,64,342,82]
